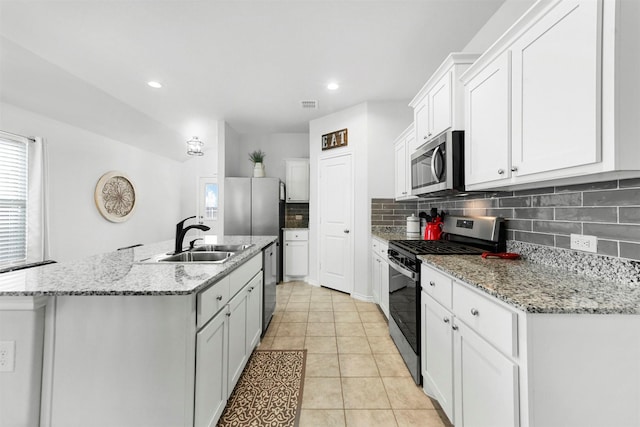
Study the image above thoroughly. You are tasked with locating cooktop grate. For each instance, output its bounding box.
[389,240,485,255]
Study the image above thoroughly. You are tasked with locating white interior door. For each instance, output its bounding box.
[319,154,353,294]
[197,176,219,234]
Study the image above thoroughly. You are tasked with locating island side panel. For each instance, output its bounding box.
[43,294,196,427]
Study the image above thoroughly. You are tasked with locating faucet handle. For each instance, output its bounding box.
[189,238,203,250]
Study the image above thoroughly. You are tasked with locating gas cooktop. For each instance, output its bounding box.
[389,239,486,255]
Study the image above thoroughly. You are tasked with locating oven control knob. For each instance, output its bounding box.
[471,308,479,316]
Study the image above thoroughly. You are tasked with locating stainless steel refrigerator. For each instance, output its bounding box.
[224,177,285,282]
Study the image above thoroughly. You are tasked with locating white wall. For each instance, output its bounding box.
[1,102,183,262]
[309,101,412,300]
[367,101,413,198]
[463,0,536,53]
[226,132,309,180]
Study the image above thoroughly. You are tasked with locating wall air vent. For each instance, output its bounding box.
[300,100,318,109]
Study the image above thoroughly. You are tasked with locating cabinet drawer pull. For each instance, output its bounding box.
[497,169,505,175]
[471,308,479,316]
[423,135,428,140]
[443,317,450,323]
[216,295,223,301]
[511,166,518,172]
[452,324,458,331]
[429,281,436,287]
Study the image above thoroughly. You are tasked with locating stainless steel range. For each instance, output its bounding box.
[387,215,506,384]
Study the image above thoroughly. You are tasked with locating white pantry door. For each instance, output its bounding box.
[197,176,219,234]
[319,153,353,294]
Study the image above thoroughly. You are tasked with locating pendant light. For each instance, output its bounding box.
[186,136,204,156]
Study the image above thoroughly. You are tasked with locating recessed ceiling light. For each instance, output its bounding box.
[327,82,339,91]
[147,81,162,89]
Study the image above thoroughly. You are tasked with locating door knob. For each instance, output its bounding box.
[344,229,350,234]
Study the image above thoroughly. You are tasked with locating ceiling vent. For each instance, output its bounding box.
[300,100,318,109]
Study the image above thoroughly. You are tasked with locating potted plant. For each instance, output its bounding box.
[249,150,266,177]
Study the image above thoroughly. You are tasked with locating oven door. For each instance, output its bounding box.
[388,258,419,355]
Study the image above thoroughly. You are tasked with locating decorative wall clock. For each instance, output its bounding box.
[94,171,136,222]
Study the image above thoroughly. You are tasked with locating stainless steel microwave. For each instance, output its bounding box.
[410,130,465,197]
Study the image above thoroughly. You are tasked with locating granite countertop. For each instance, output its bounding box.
[0,236,277,297]
[419,254,640,315]
[372,230,422,242]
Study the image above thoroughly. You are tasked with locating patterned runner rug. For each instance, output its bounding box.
[217,350,307,427]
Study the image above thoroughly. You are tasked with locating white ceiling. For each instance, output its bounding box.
[0,0,504,161]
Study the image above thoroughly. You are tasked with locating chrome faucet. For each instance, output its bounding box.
[175,216,210,254]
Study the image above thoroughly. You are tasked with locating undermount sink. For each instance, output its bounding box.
[159,251,233,263]
[190,244,253,253]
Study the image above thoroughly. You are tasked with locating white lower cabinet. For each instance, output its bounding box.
[453,320,519,427]
[371,237,389,317]
[195,309,228,427]
[421,263,519,427]
[284,229,309,280]
[421,263,640,427]
[421,292,454,422]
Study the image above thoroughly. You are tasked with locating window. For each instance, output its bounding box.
[0,133,28,267]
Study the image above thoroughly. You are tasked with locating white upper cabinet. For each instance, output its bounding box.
[285,158,309,203]
[394,124,416,201]
[462,0,640,191]
[410,53,480,147]
[465,52,512,186]
[511,0,600,177]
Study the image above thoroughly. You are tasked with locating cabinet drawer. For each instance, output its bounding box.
[421,264,453,309]
[372,237,389,259]
[197,276,230,329]
[285,230,308,241]
[453,281,517,357]
[229,252,262,297]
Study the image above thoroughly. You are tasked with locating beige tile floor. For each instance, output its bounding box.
[258,281,453,427]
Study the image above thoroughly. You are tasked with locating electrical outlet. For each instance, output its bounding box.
[570,234,598,253]
[0,341,15,372]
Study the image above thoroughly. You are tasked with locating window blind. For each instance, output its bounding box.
[0,135,28,266]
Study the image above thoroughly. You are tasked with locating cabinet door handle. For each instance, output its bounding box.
[216,295,223,301]
[423,135,428,140]
[452,324,458,331]
[498,169,505,175]
[428,132,432,137]
[470,308,479,316]
[344,229,350,234]
[226,312,231,317]
[248,286,254,292]
[429,281,436,287]
[443,317,450,324]
[511,166,518,172]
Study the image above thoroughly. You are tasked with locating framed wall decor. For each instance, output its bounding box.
[94,171,137,222]
[321,128,348,151]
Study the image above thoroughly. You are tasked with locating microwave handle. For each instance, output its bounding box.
[430,145,443,181]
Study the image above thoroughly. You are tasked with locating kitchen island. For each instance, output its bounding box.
[0,235,276,427]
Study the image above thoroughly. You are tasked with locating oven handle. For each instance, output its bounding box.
[388,257,417,281]
[430,145,443,181]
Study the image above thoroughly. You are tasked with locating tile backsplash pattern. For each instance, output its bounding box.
[285,203,309,228]
[372,178,640,261]
[371,199,418,227]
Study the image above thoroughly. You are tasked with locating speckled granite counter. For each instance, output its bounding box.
[372,230,422,242]
[419,254,640,315]
[0,235,276,296]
